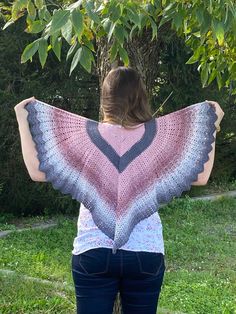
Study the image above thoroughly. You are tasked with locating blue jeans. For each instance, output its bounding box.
[71,248,165,314]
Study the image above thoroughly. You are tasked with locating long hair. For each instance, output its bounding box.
[99,66,153,127]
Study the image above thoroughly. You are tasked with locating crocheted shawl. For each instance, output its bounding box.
[25,100,217,254]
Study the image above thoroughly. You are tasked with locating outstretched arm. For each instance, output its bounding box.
[191,100,224,185]
[14,97,46,182]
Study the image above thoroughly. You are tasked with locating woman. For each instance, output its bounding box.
[14,66,224,314]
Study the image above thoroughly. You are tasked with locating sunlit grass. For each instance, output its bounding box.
[0,196,236,313]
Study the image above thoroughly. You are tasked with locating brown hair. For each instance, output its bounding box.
[99,66,153,127]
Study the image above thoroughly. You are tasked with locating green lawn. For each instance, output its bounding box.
[0,196,236,313]
[186,178,236,197]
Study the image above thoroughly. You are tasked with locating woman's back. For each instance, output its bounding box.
[14,66,223,314]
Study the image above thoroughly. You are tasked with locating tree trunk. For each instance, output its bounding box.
[96,27,164,107]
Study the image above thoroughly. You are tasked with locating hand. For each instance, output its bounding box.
[205,100,225,124]
[14,96,36,114]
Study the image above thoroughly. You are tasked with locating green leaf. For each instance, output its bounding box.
[195,6,204,24]
[82,36,95,52]
[25,14,34,30]
[61,19,73,44]
[21,39,40,63]
[212,21,225,46]
[118,45,129,66]
[71,8,83,41]
[35,0,44,10]
[66,41,78,61]
[216,73,223,90]
[2,18,15,30]
[208,0,213,14]
[38,38,48,68]
[50,31,60,47]
[228,1,236,19]
[28,20,46,33]
[145,3,155,15]
[110,40,118,62]
[200,11,211,35]
[79,46,94,72]
[186,46,205,64]
[52,37,62,61]
[102,17,111,33]
[163,3,175,13]
[123,28,129,41]
[149,17,157,41]
[114,24,125,45]
[44,7,51,22]
[200,63,209,87]
[38,7,45,20]
[70,46,81,74]
[96,26,106,37]
[129,24,138,40]
[137,13,143,30]
[27,1,36,19]
[97,2,105,13]
[68,0,83,11]
[50,10,70,35]
[38,6,51,22]
[127,8,140,26]
[208,68,217,85]
[158,14,173,29]
[186,54,198,64]
[158,3,176,29]
[229,62,236,71]
[84,0,101,25]
[172,10,183,30]
[70,46,94,75]
[108,22,117,43]
[109,3,121,22]
[12,0,28,20]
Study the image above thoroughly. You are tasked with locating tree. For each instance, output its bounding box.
[1,0,236,97]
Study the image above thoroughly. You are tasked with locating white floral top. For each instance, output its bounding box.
[72,203,165,255]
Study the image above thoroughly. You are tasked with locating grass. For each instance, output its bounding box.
[0,196,236,313]
[158,196,236,314]
[0,272,75,313]
[0,213,77,232]
[184,178,236,197]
